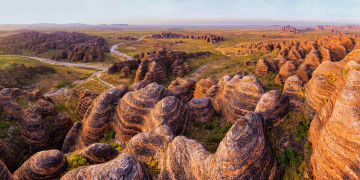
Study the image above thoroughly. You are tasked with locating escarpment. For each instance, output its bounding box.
[309,60,360,179]
[159,112,277,180]
[0,31,109,62]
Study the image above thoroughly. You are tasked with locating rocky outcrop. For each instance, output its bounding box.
[304,61,343,118]
[78,87,128,148]
[214,75,265,123]
[256,58,271,75]
[61,153,151,180]
[0,31,109,62]
[159,112,276,179]
[280,25,298,33]
[125,125,173,162]
[74,89,98,119]
[187,97,215,122]
[283,75,304,107]
[309,60,360,179]
[131,48,210,83]
[0,88,72,170]
[0,160,13,180]
[78,143,119,164]
[275,61,297,85]
[194,78,217,98]
[255,90,289,125]
[113,83,190,142]
[13,150,67,179]
[244,58,256,66]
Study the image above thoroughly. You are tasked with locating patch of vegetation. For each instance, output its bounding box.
[52,95,81,122]
[185,114,232,152]
[110,142,122,152]
[67,152,90,171]
[343,68,349,75]
[0,121,20,138]
[277,147,304,170]
[295,113,310,141]
[146,157,160,177]
[319,73,336,83]
[56,80,72,89]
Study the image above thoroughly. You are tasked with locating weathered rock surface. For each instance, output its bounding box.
[61,153,151,180]
[194,78,217,98]
[125,125,173,162]
[283,75,304,107]
[78,87,128,148]
[309,60,360,179]
[13,150,67,180]
[79,143,119,164]
[255,90,289,125]
[159,112,276,179]
[275,60,297,85]
[256,58,271,75]
[73,89,98,119]
[187,97,215,122]
[0,88,72,170]
[214,75,265,123]
[0,160,13,180]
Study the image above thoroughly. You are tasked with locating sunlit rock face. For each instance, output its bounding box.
[309,60,360,179]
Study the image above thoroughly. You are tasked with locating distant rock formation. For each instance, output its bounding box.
[280,25,298,33]
[0,31,110,62]
[150,32,224,43]
[0,63,56,88]
[116,36,137,40]
[108,48,211,84]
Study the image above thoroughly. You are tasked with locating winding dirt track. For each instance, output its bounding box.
[1,38,141,96]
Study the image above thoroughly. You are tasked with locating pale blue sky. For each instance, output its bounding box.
[0,0,359,25]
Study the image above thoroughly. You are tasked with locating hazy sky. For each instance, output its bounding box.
[1,0,359,25]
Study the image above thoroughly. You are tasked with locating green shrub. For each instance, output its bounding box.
[67,152,90,171]
[110,142,122,152]
[146,157,160,177]
[277,147,304,170]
